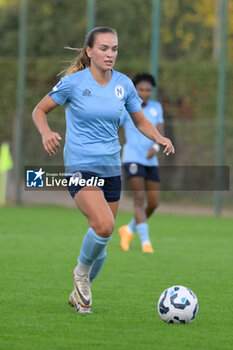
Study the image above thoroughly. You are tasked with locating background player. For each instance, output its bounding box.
[119,73,163,253]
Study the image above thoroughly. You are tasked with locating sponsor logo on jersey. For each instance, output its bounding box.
[82,89,91,96]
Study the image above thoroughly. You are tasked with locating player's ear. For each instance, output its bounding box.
[86,46,92,58]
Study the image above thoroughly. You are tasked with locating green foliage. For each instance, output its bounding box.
[1,0,233,59]
[0,0,87,57]
[97,0,152,61]
[162,0,215,59]
[0,2,18,56]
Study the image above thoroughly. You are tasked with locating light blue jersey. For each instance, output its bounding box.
[48,67,142,176]
[120,100,164,166]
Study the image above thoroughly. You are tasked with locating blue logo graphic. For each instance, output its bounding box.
[26,168,45,188]
[115,85,124,99]
[52,80,63,91]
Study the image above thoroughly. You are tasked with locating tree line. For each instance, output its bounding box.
[0,0,232,60]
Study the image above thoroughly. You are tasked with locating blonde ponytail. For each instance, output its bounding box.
[62,47,90,76]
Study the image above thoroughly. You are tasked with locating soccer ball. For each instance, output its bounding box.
[157,286,198,324]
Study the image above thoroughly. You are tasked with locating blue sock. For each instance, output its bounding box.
[78,227,111,266]
[90,246,107,284]
[128,217,136,233]
[136,222,150,244]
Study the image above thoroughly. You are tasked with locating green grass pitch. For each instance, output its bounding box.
[0,206,232,350]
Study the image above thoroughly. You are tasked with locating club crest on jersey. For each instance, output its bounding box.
[115,85,124,99]
[149,107,158,117]
[52,80,63,91]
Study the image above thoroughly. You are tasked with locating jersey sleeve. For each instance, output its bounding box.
[48,76,71,105]
[124,79,142,113]
[157,102,164,123]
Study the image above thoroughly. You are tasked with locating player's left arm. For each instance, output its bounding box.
[156,122,164,135]
[146,122,164,159]
[129,110,174,155]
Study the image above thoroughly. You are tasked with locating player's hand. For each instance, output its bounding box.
[146,145,159,159]
[156,136,175,156]
[41,131,61,156]
[146,148,156,159]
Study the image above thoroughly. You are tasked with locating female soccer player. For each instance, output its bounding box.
[119,73,163,253]
[32,27,174,314]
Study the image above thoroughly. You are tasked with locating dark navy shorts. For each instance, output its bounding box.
[66,172,122,202]
[123,163,160,182]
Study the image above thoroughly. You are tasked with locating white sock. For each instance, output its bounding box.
[126,225,134,235]
[142,240,151,247]
[127,218,136,234]
[75,262,91,276]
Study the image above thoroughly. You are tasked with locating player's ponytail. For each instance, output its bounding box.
[63,47,90,76]
[63,27,117,76]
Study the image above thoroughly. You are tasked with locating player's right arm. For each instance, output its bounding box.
[32,95,62,156]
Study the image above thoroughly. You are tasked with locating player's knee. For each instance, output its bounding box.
[92,217,115,238]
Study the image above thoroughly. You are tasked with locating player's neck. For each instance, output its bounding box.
[89,65,112,87]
